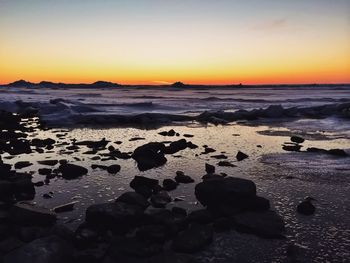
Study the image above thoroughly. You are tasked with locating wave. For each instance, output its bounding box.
[1,98,349,127]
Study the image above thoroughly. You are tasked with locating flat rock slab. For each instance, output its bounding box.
[10,202,56,226]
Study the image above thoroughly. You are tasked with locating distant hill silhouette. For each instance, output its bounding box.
[6,80,121,89]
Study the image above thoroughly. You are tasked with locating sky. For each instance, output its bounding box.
[1,0,350,85]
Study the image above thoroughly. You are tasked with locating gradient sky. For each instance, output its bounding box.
[1,0,350,85]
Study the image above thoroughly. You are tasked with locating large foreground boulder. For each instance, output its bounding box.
[195,177,256,207]
[3,236,73,263]
[132,142,167,171]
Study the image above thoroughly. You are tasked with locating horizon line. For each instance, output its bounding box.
[1,79,350,87]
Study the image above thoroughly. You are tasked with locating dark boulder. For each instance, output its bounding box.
[164,139,188,154]
[163,179,178,191]
[116,192,150,210]
[37,160,58,166]
[107,164,121,174]
[14,161,32,169]
[236,151,249,161]
[205,163,215,174]
[58,163,88,179]
[175,173,194,184]
[217,161,236,167]
[132,142,167,171]
[195,177,256,207]
[297,200,315,215]
[151,191,172,208]
[291,136,305,144]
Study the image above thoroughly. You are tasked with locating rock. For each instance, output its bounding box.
[163,179,178,191]
[38,168,52,176]
[58,163,88,179]
[136,225,170,243]
[328,149,348,157]
[232,210,285,238]
[72,243,108,262]
[202,147,216,154]
[3,235,73,263]
[172,207,187,217]
[282,144,302,152]
[75,138,109,149]
[0,236,24,254]
[194,177,268,214]
[217,161,236,167]
[10,202,56,226]
[37,160,58,166]
[187,209,214,224]
[236,151,249,161]
[132,142,167,171]
[109,236,163,258]
[85,202,143,233]
[205,163,215,174]
[291,136,305,144]
[130,176,160,193]
[297,200,315,215]
[175,173,194,184]
[149,252,196,263]
[172,224,213,253]
[164,139,188,154]
[14,161,32,169]
[0,181,13,199]
[213,217,232,232]
[211,154,227,159]
[151,191,172,208]
[129,137,145,142]
[107,164,121,174]
[53,201,78,213]
[116,192,150,210]
[12,178,35,201]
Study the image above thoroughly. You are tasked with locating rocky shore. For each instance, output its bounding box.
[1,110,349,262]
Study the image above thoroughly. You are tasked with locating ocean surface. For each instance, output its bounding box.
[1,85,350,262]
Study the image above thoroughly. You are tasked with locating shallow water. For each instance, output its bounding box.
[3,121,350,262]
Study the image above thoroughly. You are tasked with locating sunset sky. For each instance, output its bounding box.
[1,0,350,85]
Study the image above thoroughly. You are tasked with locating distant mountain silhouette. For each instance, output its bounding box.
[7,80,35,87]
[6,80,121,88]
[171,82,187,88]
